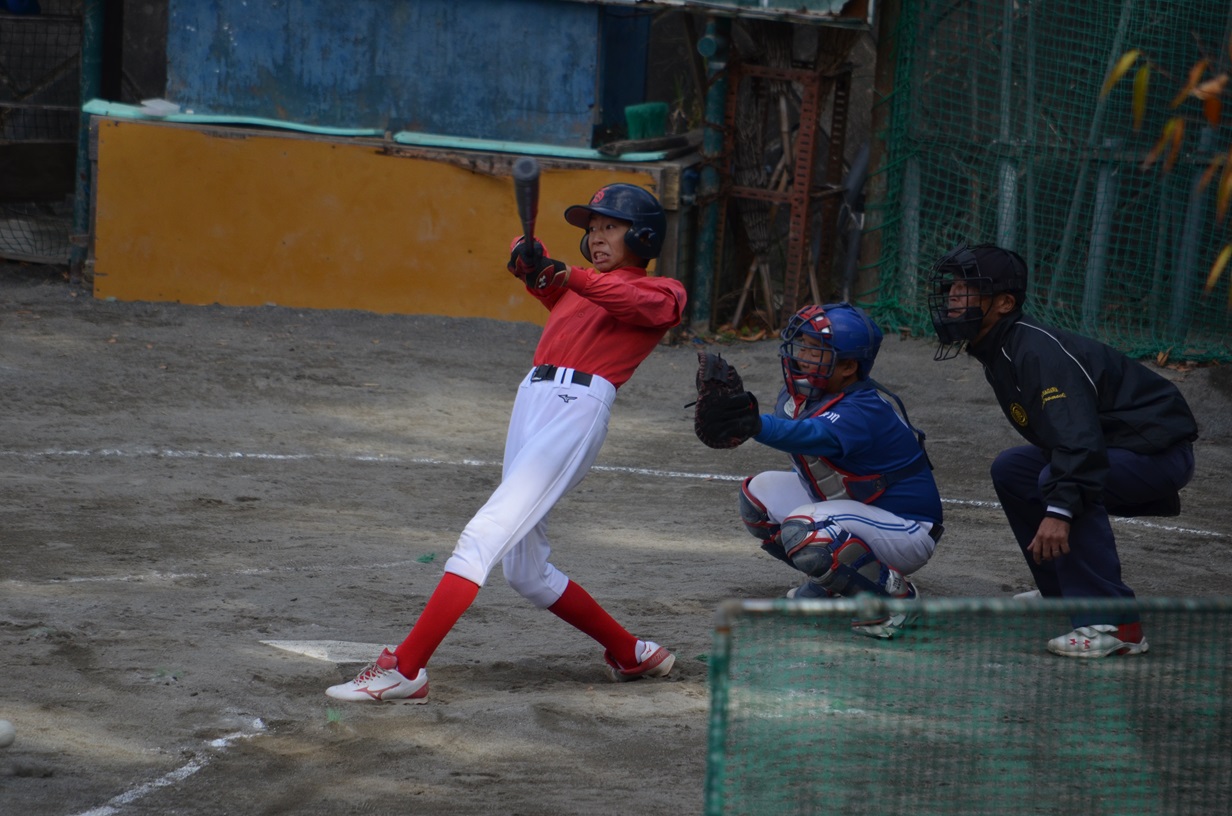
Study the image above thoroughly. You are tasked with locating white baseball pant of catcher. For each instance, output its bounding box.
[442,366,616,608]
[745,470,935,574]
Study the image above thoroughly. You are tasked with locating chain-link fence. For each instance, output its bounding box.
[0,1,82,264]
[705,596,1232,816]
[866,0,1232,363]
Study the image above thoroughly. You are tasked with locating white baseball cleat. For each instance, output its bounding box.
[1047,623,1149,658]
[1014,589,1043,600]
[326,647,429,702]
[786,577,832,599]
[851,580,920,640]
[604,639,675,682]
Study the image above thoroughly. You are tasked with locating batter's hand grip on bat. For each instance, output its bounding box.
[512,157,540,247]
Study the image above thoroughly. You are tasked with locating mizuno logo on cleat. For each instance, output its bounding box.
[364,683,401,700]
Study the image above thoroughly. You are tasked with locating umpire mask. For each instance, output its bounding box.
[928,243,1027,360]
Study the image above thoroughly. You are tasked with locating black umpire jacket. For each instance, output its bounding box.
[968,312,1198,518]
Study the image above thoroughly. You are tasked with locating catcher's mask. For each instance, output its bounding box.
[928,243,1028,360]
[564,183,666,262]
[779,303,883,401]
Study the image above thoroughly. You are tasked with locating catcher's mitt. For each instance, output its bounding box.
[694,351,761,449]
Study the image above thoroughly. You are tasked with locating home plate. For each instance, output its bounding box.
[262,640,384,664]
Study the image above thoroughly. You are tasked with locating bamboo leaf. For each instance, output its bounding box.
[1170,59,1209,108]
[1101,50,1141,99]
[1193,73,1229,101]
[1204,94,1223,127]
[1218,150,1232,222]
[1142,118,1176,171]
[1132,65,1150,130]
[1163,117,1185,173]
[1203,244,1232,294]
[1198,154,1224,193]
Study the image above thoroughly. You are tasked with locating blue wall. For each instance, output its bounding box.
[164,0,612,146]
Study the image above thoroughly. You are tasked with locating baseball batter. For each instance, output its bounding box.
[328,183,687,701]
[695,303,943,638]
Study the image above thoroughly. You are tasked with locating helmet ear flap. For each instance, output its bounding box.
[627,226,658,259]
[579,233,592,263]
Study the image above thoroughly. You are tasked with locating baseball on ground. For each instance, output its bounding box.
[0,720,15,748]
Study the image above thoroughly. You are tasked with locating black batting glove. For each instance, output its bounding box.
[530,257,570,291]
[507,238,545,281]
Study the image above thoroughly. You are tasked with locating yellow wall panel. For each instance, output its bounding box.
[92,119,661,324]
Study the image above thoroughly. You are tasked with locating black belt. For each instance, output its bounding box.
[530,364,593,387]
[928,523,944,542]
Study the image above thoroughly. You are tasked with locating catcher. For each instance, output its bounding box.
[694,302,943,638]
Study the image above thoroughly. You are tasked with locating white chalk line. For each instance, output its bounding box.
[69,720,266,816]
[17,559,432,586]
[3,445,1222,541]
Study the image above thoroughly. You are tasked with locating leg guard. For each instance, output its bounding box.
[739,478,790,566]
[739,477,780,541]
[779,514,900,597]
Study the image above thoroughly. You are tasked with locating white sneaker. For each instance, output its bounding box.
[786,577,832,599]
[1014,589,1042,600]
[604,640,676,682]
[851,580,919,640]
[325,648,429,702]
[1047,623,1149,658]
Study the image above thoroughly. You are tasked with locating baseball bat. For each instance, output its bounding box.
[512,157,540,250]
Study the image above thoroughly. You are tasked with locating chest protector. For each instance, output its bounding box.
[782,380,931,505]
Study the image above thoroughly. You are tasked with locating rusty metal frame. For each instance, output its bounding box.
[717,60,853,329]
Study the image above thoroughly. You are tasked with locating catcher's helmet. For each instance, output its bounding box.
[779,302,883,400]
[927,243,1028,360]
[564,184,666,262]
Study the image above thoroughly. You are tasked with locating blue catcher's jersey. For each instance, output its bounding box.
[754,385,943,524]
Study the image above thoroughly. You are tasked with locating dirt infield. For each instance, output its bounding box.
[2,262,1229,815]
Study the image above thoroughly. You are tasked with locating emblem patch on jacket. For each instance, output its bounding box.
[1010,403,1028,426]
[1041,386,1066,406]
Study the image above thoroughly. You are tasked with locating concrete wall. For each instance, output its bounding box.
[90,118,683,322]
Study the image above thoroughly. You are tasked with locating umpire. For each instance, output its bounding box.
[928,243,1198,658]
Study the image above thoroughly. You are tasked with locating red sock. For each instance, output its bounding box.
[548,580,637,667]
[393,572,480,676]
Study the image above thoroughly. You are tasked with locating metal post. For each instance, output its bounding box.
[1023,1,1039,304]
[1051,0,1135,303]
[693,16,729,335]
[1082,138,1121,335]
[1170,127,1216,343]
[995,0,1018,250]
[71,0,105,280]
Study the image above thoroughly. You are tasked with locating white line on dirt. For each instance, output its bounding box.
[68,721,266,816]
[34,559,431,585]
[2,446,1222,538]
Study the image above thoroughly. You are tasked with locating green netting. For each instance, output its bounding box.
[704,597,1232,816]
[866,0,1232,363]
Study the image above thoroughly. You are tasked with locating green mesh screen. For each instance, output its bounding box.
[704,597,1232,816]
[866,0,1232,363]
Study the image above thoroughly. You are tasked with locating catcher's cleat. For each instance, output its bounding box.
[325,648,429,702]
[604,640,676,682]
[786,577,833,600]
[1047,623,1149,658]
[851,581,920,640]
